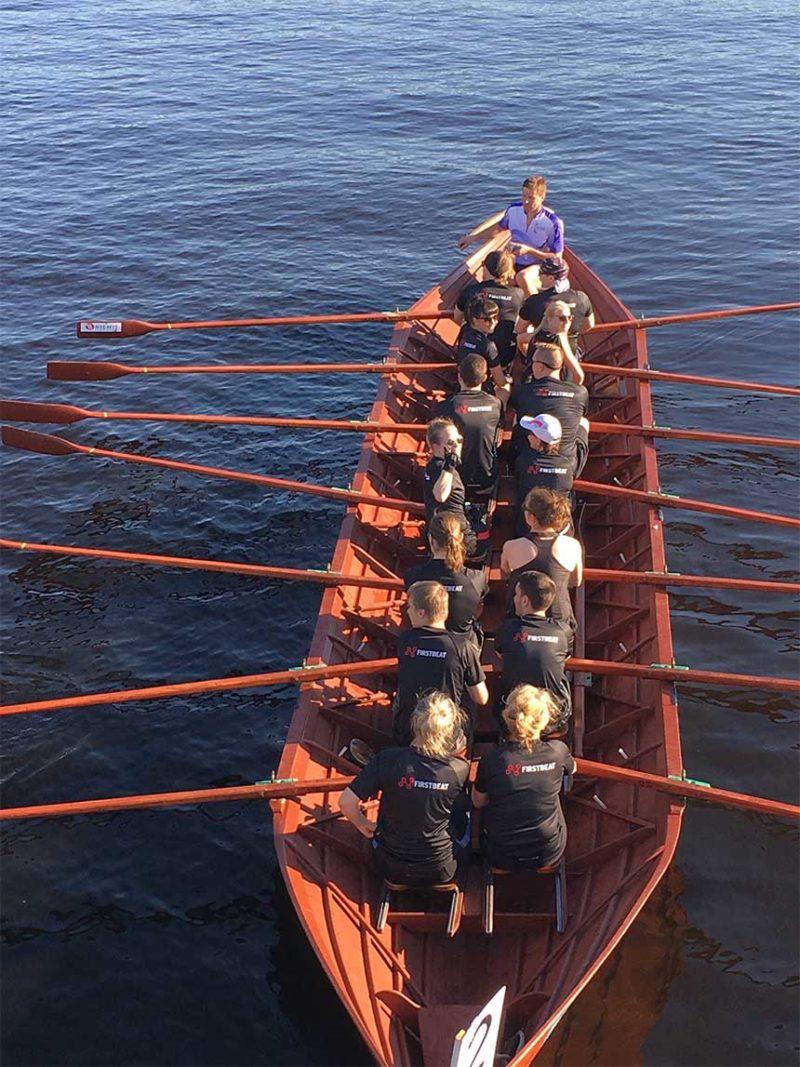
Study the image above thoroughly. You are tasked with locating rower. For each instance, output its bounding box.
[472,684,576,872]
[454,296,507,392]
[457,176,565,297]
[393,581,488,746]
[435,354,504,500]
[509,343,590,476]
[516,258,594,363]
[339,691,471,886]
[516,304,584,385]
[423,417,468,528]
[494,572,572,733]
[404,512,488,646]
[500,488,583,643]
[454,250,524,370]
[514,415,573,533]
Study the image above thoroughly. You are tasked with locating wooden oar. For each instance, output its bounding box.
[573,478,799,530]
[76,309,455,339]
[574,758,798,821]
[0,427,425,516]
[47,360,453,381]
[582,361,800,397]
[1,758,796,823]
[3,654,797,718]
[0,400,426,435]
[46,358,800,397]
[584,300,800,334]
[4,402,798,451]
[4,538,798,598]
[73,300,799,340]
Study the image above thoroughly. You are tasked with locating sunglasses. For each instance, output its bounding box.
[554,313,572,321]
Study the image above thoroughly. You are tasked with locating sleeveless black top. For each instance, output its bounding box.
[506,532,574,629]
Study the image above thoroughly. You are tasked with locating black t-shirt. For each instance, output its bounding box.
[475,740,575,868]
[458,280,525,364]
[514,440,574,496]
[495,614,572,716]
[395,625,485,719]
[351,746,469,867]
[404,557,487,635]
[519,287,594,344]
[510,377,589,464]
[454,324,501,370]
[435,389,503,490]
[423,455,467,526]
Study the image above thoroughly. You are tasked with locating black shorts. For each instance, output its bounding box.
[371,837,468,887]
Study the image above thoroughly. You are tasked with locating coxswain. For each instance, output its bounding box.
[393,580,488,745]
[454,296,507,392]
[436,354,504,498]
[500,488,583,639]
[405,512,488,645]
[339,691,470,886]
[509,343,590,476]
[516,258,594,362]
[454,250,524,370]
[495,571,572,731]
[472,684,576,871]
[457,176,565,296]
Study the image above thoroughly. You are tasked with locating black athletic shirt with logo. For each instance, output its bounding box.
[457,280,525,366]
[423,456,467,526]
[514,441,574,497]
[395,626,485,720]
[454,324,501,370]
[404,558,487,635]
[435,389,503,490]
[351,746,469,869]
[475,740,575,869]
[510,378,589,464]
[495,614,572,718]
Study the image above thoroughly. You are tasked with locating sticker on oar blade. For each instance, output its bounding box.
[79,321,122,334]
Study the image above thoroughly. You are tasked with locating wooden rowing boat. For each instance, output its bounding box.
[272,236,683,1065]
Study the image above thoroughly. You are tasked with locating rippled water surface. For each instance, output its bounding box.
[2,2,798,1064]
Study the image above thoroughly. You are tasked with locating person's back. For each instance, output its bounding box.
[340,692,470,885]
[435,355,503,494]
[404,513,487,638]
[473,685,575,870]
[510,348,589,467]
[514,415,573,509]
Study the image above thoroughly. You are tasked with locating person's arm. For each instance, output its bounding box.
[554,535,584,586]
[457,210,506,250]
[432,464,454,503]
[468,680,490,706]
[557,332,585,385]
[339,787,377,839]
[499,541,514,578]
[471,785,490,809]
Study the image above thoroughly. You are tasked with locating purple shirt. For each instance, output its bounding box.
[500,202,564,266]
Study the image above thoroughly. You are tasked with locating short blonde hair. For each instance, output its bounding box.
[411,691,465,759]
[407,580,449,623]
[426,416,456,448]
[502,684,558,748]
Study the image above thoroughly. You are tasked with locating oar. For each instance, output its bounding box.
[3,655,797,718]
[47,360,453,382]
[582,362,800,397]
[0,427,425,516]
[574,758,798,821]
[1,757,796,823]
[573,478,798,530]
[73,300,799,340]
[46,359,799,398]
[76,309,455,339]
[4,538,798,598]
[584,300,800,334]
[0,775,354,821]
[0,400,426,436]
[4,402,798,451]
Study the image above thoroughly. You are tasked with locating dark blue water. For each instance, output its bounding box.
[2,2,798,1064]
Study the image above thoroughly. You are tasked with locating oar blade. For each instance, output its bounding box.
[76,319,155,339]
[0,400,89,425]
[1,426,80,457]
[47,361,133,381]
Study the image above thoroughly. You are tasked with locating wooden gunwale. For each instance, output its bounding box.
[273,235,683,1065]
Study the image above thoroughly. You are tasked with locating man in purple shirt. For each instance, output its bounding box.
[457,176,565,296]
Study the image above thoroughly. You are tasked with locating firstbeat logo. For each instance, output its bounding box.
[455,404,469,414]
[506,762,557,775]
[405,646,418,657]
[398,776,415,789]
[81,321,122,333]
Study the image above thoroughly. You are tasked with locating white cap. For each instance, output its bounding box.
[520,414,562,445]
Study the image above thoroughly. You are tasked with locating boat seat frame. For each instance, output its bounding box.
[483,857,567,936]
[376,878,464,937]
